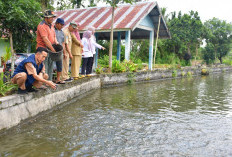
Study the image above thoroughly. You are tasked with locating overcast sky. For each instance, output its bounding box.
[157,0,231,22]
[93,0,231,23]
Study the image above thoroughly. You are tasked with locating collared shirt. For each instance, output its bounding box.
[36,20,56,48]
[55,26,64,45]
[63,28,72,51]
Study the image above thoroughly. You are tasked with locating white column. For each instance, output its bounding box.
[125,30,131,61]
[149,30,154,70]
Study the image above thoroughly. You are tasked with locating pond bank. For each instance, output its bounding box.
[1,66,232,132]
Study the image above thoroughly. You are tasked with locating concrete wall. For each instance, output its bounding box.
[0,77,101,131]
[1,66,232,132]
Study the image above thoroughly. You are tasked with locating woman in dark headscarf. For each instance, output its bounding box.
[71,24,83,80]
[81,30,94,76]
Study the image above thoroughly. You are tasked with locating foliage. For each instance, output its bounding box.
[98,55,117,68]
[202,42,216,64]
[3,47,11,63]
[112,59,126,73]
[122,60,137,72]
[0,0,41,53]
[0,73,17,96]
[172,70,177,77]
[127,72,135,85]
[187,71,193,77]
[203,18,232,64]
[95,66,103,74]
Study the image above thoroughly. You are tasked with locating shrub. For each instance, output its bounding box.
[112,59,126,73]
[0,73,17,96]
[123,60,138,72]
[95,66,103,74]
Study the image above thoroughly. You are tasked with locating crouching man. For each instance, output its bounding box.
[11,47,57,94]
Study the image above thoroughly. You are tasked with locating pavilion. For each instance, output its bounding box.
[54,1,171,70]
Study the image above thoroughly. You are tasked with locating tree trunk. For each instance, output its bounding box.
[153,15,161,67]
[108,6,115,72]
[219,56,222,64]
[195,43,198,66]
[9,32,15,76]
[41,0,47,11]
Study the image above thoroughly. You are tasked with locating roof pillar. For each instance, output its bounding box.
[149,30,154,70]
[117,32,121,61]
[125,30,131,61]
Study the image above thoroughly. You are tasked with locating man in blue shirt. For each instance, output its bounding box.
[11,47,57,94]
[54,18,66,84]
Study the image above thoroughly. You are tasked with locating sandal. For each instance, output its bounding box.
[56,81,65,84]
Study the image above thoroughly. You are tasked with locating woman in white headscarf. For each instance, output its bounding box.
[81,30,94,76]
[87,26,105,75]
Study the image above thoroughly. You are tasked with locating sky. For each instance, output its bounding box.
[157,0,231,23]
[92,0,231,23]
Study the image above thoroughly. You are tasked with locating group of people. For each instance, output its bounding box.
[11,10,105,94]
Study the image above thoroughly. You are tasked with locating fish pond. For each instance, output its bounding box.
[1,73,232,156]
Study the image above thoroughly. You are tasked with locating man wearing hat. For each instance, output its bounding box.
[54,18,66,84]
[36,10,58,81]
[60,22,77,81]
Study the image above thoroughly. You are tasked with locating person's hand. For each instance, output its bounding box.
[46,81,56,90]
[102,47,106,50]
[63,53,67,59]
[80,44,83,48]
[69,54,73,59]
[81,48,83,53]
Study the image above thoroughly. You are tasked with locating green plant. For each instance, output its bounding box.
[127,73,135,85]
[187,71,193,77]
[95,66,103,74]
[0,73,17,96]
[98,55,117,68]
[112,59,126,73]
[134,59,143,70]
[201,68,209,75]
[123,60,138,72]
[3,46,11,63]
[181,71,186,77]
[172,70,177,77]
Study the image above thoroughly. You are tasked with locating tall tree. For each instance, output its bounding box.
[167,11,204,64]
[0,0,41,73]
[106,0,134,72]
[204,18,232,64]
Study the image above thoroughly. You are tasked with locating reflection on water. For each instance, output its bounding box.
[1,73,232,156]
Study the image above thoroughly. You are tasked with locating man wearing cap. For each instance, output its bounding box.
[60,22,77,81]
[36,10,58,81]
[54,18,66,84]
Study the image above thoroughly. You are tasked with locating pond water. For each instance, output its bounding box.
[1,73,232,156]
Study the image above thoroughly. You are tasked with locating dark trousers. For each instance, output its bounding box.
[81,57,94,75]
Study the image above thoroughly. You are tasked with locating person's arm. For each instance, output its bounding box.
[25,63,56,89]
[42,36,56,52]
[62,42,67,59]
[91,38,105,50]
[71,34,83,48]
[65,43,72,59]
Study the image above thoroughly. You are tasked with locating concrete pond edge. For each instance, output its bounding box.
[1,66,232,132]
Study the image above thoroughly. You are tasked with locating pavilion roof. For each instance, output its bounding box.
[54,1,170,39]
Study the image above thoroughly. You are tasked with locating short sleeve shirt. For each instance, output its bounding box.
[63,28,72,50]
[36,20,56,48]
[55,27,64,45]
